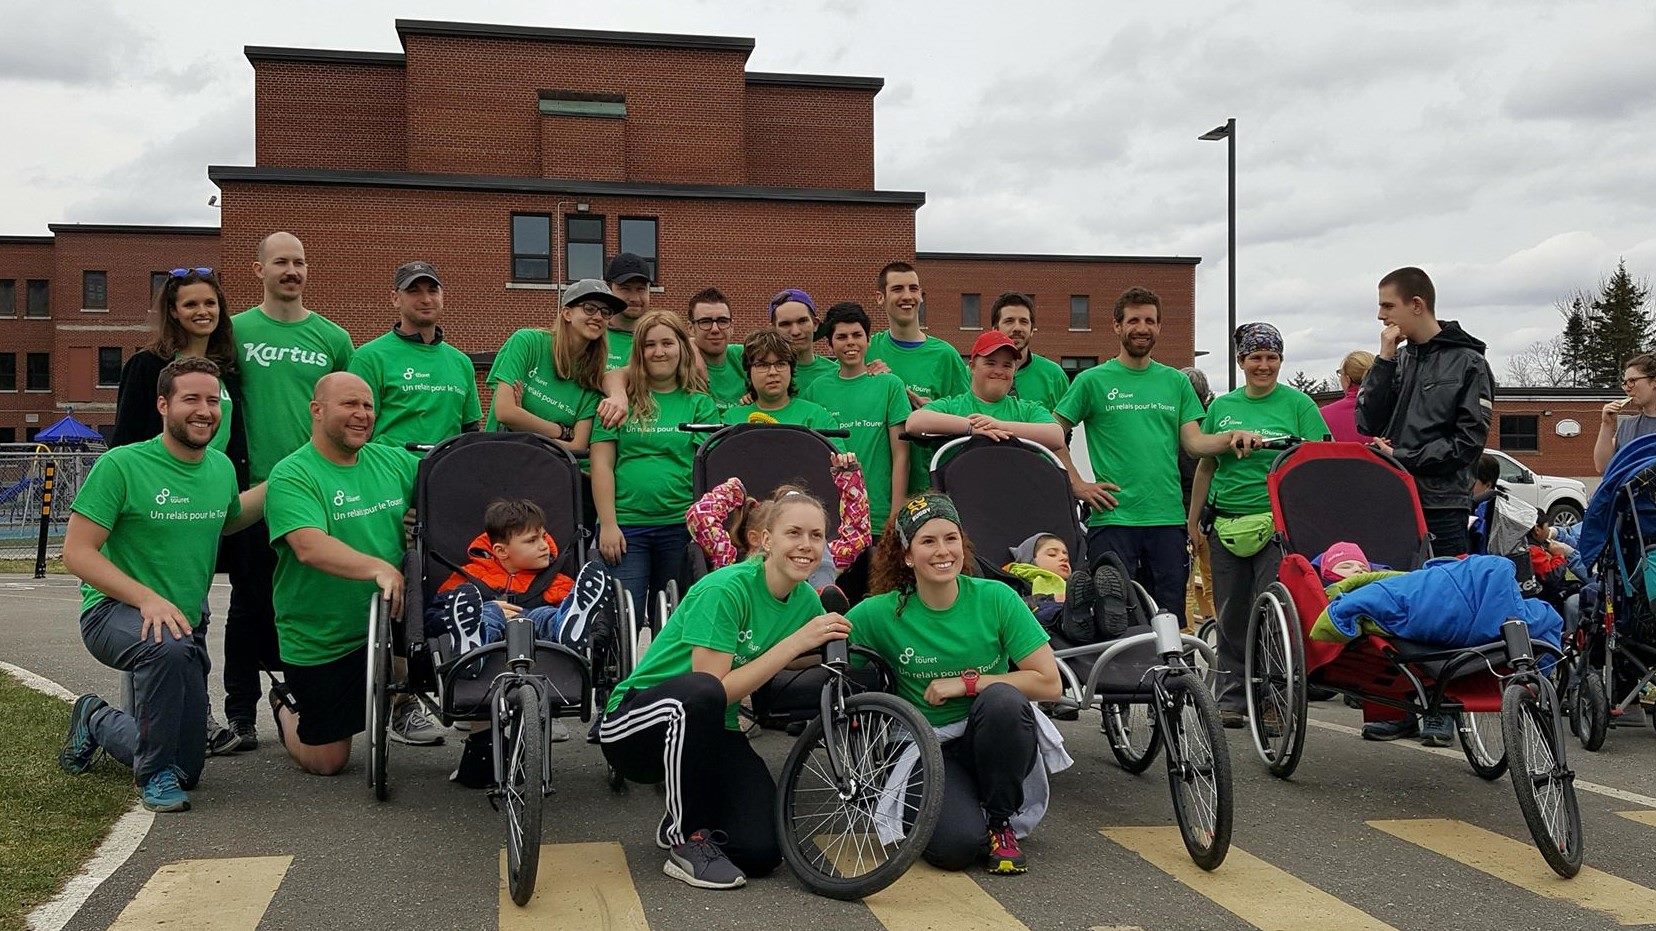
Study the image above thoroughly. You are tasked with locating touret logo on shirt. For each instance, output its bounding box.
[898,646,938,666]
[1217,414,1242,429]
[402,367,430,380]
[154,487,190,506]
[243,343,332,369]
[1107,387,1134,401]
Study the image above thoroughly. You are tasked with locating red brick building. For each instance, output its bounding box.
[0,19,1202,442]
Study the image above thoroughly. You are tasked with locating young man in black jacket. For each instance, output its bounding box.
[1356,265,1495,745]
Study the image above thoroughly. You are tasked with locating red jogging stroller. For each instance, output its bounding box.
[1242,441,1583,877]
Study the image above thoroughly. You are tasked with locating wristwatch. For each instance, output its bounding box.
[961,669,980,697]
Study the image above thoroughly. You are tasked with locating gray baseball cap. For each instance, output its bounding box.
[561,278,628,313]
[393,260,442,290]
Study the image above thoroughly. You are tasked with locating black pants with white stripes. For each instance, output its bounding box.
[599,672,780,876]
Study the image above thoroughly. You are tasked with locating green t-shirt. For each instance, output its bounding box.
[72,437,240,625]
[605,559,823,729]
[723,396,838,431]
[208,381,234,453]
[483,328,602,432]
[1202,385,1330,515]
[702,345,747,414]
[792,353,839,394]
[926,390,1055,425]
[591,388,719,526]
[605,327,635,371]
[865,332,970,493]
[848,576,1049,726]
[265,442,418,665]
[348,330,481,449]
[1014,352,1072,411]
[803,370,910,529]
[233,307,355,482]
[1055,359,1204,527]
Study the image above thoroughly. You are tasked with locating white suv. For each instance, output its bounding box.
[1484,448,1587,528]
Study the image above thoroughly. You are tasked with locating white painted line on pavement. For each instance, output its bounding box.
[1306,717,1656,809]
[1,661,156,931]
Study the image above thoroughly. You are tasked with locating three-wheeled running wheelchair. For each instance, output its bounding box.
[925,433,1233,870]
[366,432,594,905]
[1244,440,1582,877]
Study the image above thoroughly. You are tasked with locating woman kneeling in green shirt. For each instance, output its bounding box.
[599,486,849,890]
[848,493,1062,875]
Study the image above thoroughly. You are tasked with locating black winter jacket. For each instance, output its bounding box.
[1355,321,1494,511]
[111,349,251,490]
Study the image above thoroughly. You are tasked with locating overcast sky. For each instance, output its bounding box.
[4,0,1654,386]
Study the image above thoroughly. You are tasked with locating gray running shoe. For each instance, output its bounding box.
[664,829,746,889]
[389,701,446,746]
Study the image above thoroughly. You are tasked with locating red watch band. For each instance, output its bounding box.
[963,670,979,697]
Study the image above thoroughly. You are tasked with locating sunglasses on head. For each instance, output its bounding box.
[170,267,213,278]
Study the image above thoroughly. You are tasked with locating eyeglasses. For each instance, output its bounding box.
[1625,375,1651,389]
[568,302,619,318]
[692,316,733,331]
[170,267,213,278]
[749,361,790,374]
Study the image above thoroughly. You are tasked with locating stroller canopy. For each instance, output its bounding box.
[1576,432,1656,569]
[1267,442,1427,572]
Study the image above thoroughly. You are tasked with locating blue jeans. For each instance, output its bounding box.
[615,525,691,615]
[424,586,568,643]
[1087,524,1189,627]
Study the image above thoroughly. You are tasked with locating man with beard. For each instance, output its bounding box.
[60,358,266,812]
[991,292,1071,411]
[224,232,354,751]
[1055,287,1259,628]
[348,261,481,448]
[603,253,653,370]
[688,287,747,415]
[867,261,969,494]
[264,372,419,775]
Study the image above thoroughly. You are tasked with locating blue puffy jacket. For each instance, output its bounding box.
[1325,554,1562,649]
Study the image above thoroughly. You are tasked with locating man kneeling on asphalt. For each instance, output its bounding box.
[60,358,267,812]
[265,372,418,776]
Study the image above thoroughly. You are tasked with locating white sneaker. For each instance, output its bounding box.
[389,701,446,746]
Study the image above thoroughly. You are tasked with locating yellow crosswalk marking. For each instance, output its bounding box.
[1617,809,1656,829]
[1102,826,1398,931]
[498,842,649,930]
[1370,818,1656,926]
[859,861,1030,931]
[108,855,291,930]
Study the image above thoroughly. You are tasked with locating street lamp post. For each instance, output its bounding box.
[1199,118,1236,389]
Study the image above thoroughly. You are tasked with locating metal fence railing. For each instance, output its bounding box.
[0,446,103,563]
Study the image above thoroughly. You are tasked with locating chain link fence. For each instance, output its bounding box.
[0,446,103,562]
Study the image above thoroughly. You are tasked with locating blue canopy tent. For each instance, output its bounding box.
[34,415,105,447]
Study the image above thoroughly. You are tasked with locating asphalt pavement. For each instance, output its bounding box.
[8,572,1656,931]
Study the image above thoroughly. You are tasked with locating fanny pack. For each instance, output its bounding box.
[1214,512,1275,558]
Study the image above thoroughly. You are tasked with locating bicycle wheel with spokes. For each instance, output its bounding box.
[1103,702,1162,774]
[1458,712,1507,780]
[1502,679,1583,878]
[1160,670,1233,870]
[1245,584,1307,778]
[501,682,546,905]
[775,692,944,900]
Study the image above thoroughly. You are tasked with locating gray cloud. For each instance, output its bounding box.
[64,99,252,223]
[0,1,233,90]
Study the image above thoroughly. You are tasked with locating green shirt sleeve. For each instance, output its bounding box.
[943,350,970,398]
[265,463,326,543]
[487,330,531,387]
[882,377,910,426]
[1014,397,1054,424]
[678,582,743,654]
[461,352,482,424]
[1054,372,1090,425]
[590,416,619,445]
[70,455,125,530]
[1178,375,1204,425]
[1297,391,1332,442]
[346,346,382,412]
[331,325,355,371]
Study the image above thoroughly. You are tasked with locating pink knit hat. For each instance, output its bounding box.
[1319,542,1370,583]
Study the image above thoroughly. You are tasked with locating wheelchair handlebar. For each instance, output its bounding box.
[679,422,850,439]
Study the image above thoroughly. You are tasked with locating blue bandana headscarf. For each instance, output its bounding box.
[1234,322,1284,357]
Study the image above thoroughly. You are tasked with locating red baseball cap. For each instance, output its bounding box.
[970,331,1019,358]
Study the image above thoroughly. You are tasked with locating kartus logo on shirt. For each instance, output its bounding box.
[243,342,332,369]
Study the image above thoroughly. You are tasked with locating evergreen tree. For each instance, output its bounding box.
[1589,259,1652,387]
[1287,370,1330,394]
[1557,292,1593,387]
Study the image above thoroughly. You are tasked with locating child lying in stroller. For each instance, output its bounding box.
[1003,533,1140,646]
[1003,533,1070,629]
[423,498,611,783]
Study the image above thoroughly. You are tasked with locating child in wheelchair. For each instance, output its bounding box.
[1002,533,1071,629]
[422,498,611,782]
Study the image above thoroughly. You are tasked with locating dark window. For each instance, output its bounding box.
[1498,415,1539,452]
[960,293,981,329]
[26,279,49,317]
[619,217,658,283]
[25,353,50,391]
[151,271,169,300]
[565,215,605,283]
[25,427,39,442]
[510,214,552,282]
[82,271,107,310]
[538,90,626,119]
[0,280,13,317]
[1070,295,1090,330]
[0,427,14,444]
[1061,356,1099,379]
[97,347,122,387]
[0,354,14,390]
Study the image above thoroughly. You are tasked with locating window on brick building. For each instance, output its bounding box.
[26,280,49,318]
[82,271,108,311]
[619,217,658,283]
[0,280,14,317]
[510,214,552,282]
[1499,414,1539,452]
[25,427,40,442]
[151,271,169,300]
[26,353,50,391]
[0,427,14,444]
[0,354,14,391]
[539,90,626,119]
[1061,356,1098,379]
[1070,295,1090,331]
[97,347,122,387]
[565,215,605,283]
[959,293,981,330]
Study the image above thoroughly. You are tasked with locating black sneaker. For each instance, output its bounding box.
[448,585,486,655]
[557,561,611,652]
[229,719,259,752]
[1060,570,1097,643]
[206,712,242,757]
[449,731,494,789]
[1092,562,1132,640]
[664,829,746,889]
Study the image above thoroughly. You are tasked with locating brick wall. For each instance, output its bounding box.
[744,84,875,189]
[253,61,406,171]
[912,255,1200,371]
[539,113,626,181]
[0,239,57,441]
[1487,398,1614,479]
